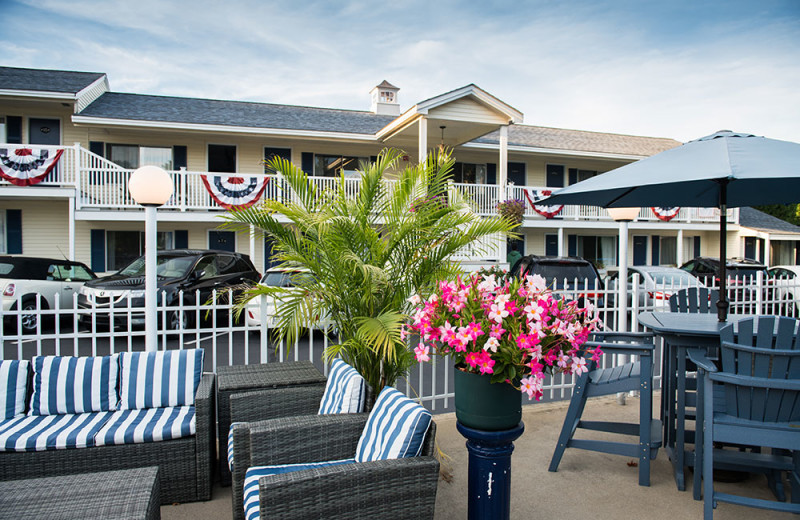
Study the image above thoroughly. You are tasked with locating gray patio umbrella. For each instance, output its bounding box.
[539,130,800,321]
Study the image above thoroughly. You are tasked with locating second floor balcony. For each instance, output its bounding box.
[0,144,736,225]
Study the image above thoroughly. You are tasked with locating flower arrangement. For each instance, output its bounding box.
[496,199,526,227]
[405,272,601,400]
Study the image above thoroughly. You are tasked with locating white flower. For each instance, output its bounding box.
[525,274,548,293]
[489,303,509,323]
[407,294,421,305]
[477,274,498,292]
[483,336,500,353]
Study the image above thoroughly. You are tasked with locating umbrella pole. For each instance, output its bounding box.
[717,180,729,322]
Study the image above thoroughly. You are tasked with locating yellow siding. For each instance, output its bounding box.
[0,199,71,258]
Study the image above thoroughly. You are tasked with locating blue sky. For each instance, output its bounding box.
[2,0,799,143]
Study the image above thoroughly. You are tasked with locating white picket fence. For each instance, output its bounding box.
[1,275,797,412]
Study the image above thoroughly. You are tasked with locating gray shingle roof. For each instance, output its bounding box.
[0,66,105,94]
[738,207,800,235]
[78,92,396,135]
[474,125,681,156]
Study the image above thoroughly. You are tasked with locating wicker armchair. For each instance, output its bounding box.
[231,414,439,520]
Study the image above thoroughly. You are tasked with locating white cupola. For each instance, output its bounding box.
[370,80,400,116]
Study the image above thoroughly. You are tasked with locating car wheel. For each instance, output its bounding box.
[19,297,44,334]
[168,309,193,331]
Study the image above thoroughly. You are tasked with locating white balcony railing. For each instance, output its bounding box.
[0,143,735,225]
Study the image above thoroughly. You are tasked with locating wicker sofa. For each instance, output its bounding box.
[0,351,215,505]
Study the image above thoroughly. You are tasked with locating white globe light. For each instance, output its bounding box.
[607,207,640,222]
[129,165,174,206]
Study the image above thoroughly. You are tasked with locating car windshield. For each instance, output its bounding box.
[118,256,196,279]
[533,263,598,282]
[650,271,698,285]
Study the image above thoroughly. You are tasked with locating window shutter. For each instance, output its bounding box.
[545,234,558,256]
[301,152,314,175]
[90,229,106,272]
[89,141,105,157]
[486,163,496,185]
[568,235,577,257]
[6,209,22,254]
[175,230,188,249]
[651,236,660,265]
[173,145,188,170]
[568,168,578,185]
[693,236,701,258]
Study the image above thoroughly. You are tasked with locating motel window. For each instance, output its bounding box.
[108,145,173,170]
[659,237,678,266]
[106,231,174,272]
[314,155,368,177]
[208,144,237,173]
[576,235,616,271]
[452,163,487,184]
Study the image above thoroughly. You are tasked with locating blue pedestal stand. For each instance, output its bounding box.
[456,421,525,520]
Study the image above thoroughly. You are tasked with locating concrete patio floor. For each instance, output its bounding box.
[162,394,789,519]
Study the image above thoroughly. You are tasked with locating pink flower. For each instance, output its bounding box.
[490,324,506,339]
[465,351,481,368]
[477,352,495,375]
[414,343,430,362]
[571,356,588,375]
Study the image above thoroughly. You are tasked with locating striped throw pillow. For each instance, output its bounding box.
[354,386,431,462]
[1,360,29,419]
[29,355,118,416]
[317,359,365,414]
[119,349,204,410]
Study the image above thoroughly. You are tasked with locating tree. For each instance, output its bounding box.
[753,203,800,226]
[223,148,517,396]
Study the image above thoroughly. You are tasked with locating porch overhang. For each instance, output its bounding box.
[376,84,523,149]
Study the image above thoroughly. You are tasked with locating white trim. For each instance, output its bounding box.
[74,76,109,102]
[71,115,378,142]
[416,85,523,123]
[0,89,75,100]
[461,141,648,161]
[0,186,74,198]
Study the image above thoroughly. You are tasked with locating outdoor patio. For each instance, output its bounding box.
[162,394,784,520]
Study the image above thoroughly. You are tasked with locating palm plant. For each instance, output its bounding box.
[223,148,517,396]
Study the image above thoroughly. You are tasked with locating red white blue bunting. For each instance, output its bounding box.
[0,148,64,186]
[651,207,680,222]
[201,175,269,210]
[524,189,564,219]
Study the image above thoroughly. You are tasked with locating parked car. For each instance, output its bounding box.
[679,257,767,310]
[765,265,800,317]
[510,255,604,307]
[245,268,330,331]
[606,266,706,311]
[0,256,97,333]
[78,249,260,330]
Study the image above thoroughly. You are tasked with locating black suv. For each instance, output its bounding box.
[509,255,605,307]
[679,257,767,309]
[78,249,259,330]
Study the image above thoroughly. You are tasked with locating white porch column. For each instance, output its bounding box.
[765,235,771,266]
[499,125,508,199]
[418,117,428,164]
[558,227,565,256]
[68,195,76,261]
[677,229,684,265]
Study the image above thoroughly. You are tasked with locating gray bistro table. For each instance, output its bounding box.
[638,311,754,498]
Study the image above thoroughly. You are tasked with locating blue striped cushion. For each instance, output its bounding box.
[243,459,355,520]
[355,386,431,462]
[119,349,203,410]
[318,359,365,414]
[94,405,195,445]
[0,412,111,451]
[1,360,29,419]
[227,422,244,472]
[29,355,118,416]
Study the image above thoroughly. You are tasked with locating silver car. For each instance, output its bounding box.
[607,266,706,311]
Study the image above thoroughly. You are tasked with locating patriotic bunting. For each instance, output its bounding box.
[651,207,680,222]
[0,148,64,186]
[524,189,564,219]
[201,175,269,210]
